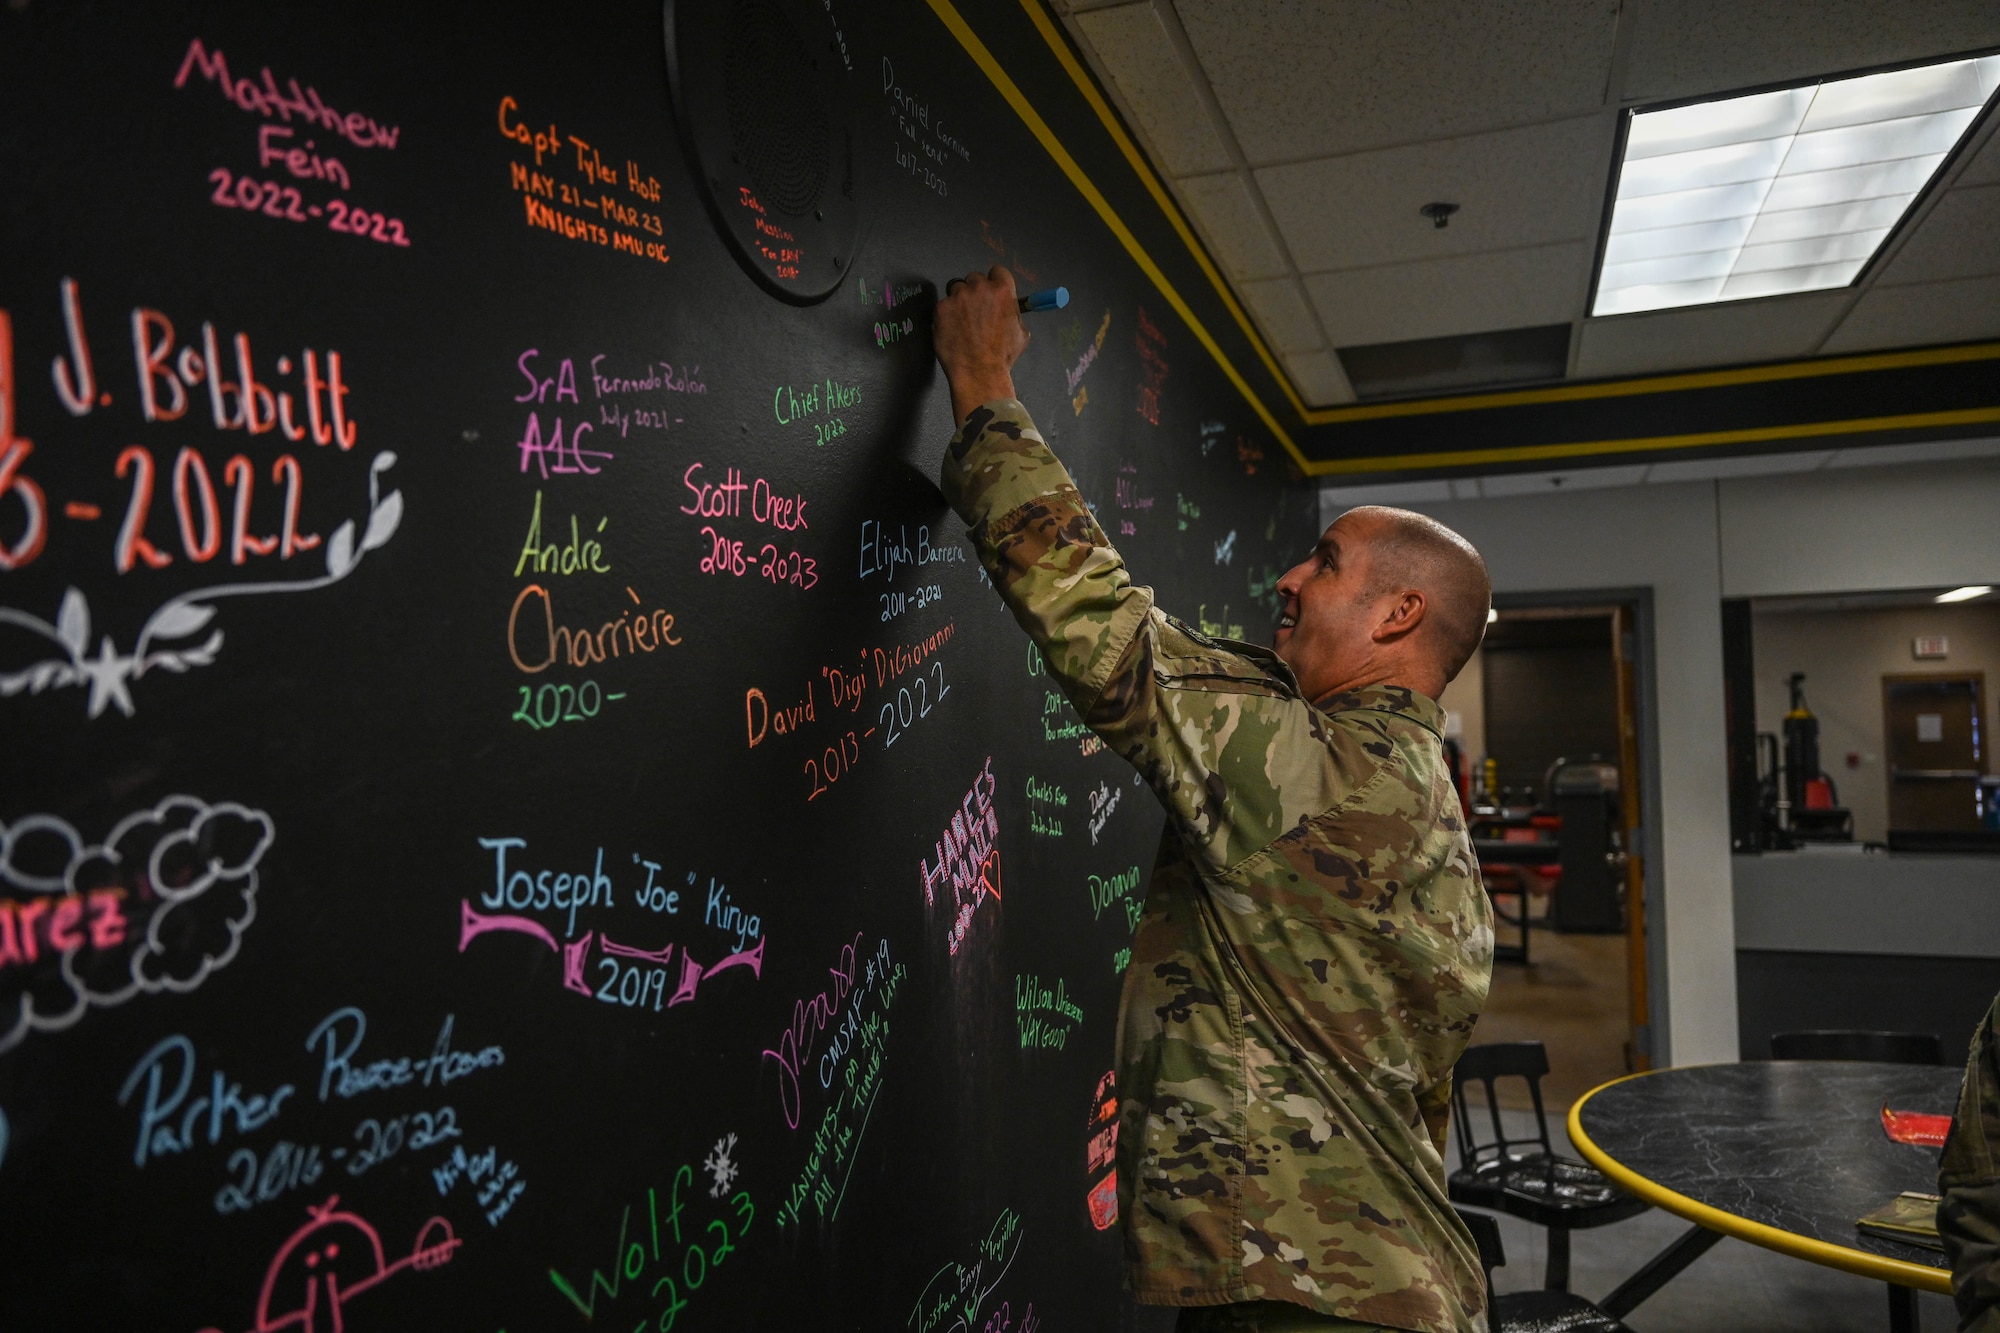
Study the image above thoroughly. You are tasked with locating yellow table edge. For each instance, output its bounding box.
[1566,1067,1953,1295]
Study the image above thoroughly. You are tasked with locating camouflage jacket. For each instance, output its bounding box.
[943,401,1493,1332]
[1943,992,2000,1333]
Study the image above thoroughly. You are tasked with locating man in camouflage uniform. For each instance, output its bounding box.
[934,268,1494,1333]
[1943,991,2000,1331]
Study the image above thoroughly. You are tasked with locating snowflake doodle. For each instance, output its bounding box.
[702,1133,740,1198]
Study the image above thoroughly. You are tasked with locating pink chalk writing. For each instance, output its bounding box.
[922,758,1002,955]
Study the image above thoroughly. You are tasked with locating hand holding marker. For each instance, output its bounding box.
[945,276,1069,314]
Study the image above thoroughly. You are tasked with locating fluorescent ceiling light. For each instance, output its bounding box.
[1936,585,1993,602]
[1594,53,2000,316]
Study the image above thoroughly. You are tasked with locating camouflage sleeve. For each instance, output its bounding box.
[1942,993,2000,1333]
[941,399,1309,867]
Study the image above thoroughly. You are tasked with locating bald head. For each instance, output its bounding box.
[1345,506,1491,683]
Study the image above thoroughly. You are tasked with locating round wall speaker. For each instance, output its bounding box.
[664,0,859,304]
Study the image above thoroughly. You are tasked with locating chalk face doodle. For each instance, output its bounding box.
[194,1194,460,1333]
[0,795,274,1052]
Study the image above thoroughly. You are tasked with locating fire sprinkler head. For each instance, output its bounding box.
[1420,202,1460,229]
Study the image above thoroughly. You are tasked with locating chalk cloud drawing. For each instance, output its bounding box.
[195,1193,460,1333]
[0,795,275,1052]
[0,451,402,717]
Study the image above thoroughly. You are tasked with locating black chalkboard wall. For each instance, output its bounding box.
[0,3,1316,1328]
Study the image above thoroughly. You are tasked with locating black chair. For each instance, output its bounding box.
[1457,1207,1638,1333]
[1448,1041,1648,1291]
[1768,1029,1942,1065]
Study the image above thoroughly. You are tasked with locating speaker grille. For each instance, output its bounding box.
[724,0,830,218]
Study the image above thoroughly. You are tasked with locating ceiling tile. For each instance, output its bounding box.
[1178,172,1289,280]
[1821,273,2000,351]
[1626,0,2000,104]
[1878,184,2000,285]
[1304,243,1590,347]
[1239,277,1323,353]
[1960,127,2000,186]
[1257,117,1608,272]
[1282,350,1356,406]
[1176,0,1620,163]
[1074,4,1232,176]
[1574,291,1850,377]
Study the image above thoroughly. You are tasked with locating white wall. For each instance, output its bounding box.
[1322,453,2000,1066]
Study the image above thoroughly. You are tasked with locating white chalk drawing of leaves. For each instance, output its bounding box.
[55,588,88,657]
[0,452,403,717]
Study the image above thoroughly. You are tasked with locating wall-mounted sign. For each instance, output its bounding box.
[1913,635,1949,660]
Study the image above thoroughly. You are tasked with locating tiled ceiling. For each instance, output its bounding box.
[1055,0,2000,405]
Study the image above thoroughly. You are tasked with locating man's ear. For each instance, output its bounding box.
[1371,590,1426,643]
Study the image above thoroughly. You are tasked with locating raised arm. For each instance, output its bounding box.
[933,270,1332,868]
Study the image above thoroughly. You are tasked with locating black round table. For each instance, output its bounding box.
[1569,1062,1957,1327]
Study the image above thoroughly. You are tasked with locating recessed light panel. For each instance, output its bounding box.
[1594,54,2000,316]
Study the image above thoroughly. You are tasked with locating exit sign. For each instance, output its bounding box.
[1914,635,1949,659]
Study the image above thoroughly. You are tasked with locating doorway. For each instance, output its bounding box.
[1883,673,1987,833]
[1445,597,1656,1110]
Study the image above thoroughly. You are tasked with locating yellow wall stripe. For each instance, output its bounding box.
[924,0,1313,473]
[1015,0,1315,422]
[1307,406,2000,477]
[1569,1072,1952,1295]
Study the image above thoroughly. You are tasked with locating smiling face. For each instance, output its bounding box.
[1272,506,1491,705]
[1273,510,1402,703]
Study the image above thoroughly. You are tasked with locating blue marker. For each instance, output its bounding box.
[1017,286,1069,313]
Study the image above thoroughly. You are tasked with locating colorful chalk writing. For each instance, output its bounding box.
[458,838,761,1012]
[1114,461,1154,538]
[1213,529,1238,565]
[1176,492,1202,530]
[679,461,819,587]
[776,937,905,1226]
[922,758,1001,955]
[879,583,942,621]
[1199,420,1226,456]
[507,583,682,672]
[0,287,403,715]
[883,56,964,197]
[1085,1071,1119,1230]
[1088,865,1143,932]
[547,1165,754,1328]
[1065,310,1111,414]
[192,1196,460,1333]
[858,519,966,581]
[1087,779,1123,845]
[772,374,863,446]
[762,931,868,1130]
[1015,973,1082,1051]
[173,39,412,246]
[0,796,273,1052]
[1026,776,1067,838]
[433,1139,528,1228]
[1136,305,1168,425]
[498,95,670,262]
[1197,603,1246,641]
[907,1207,1026,1333]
